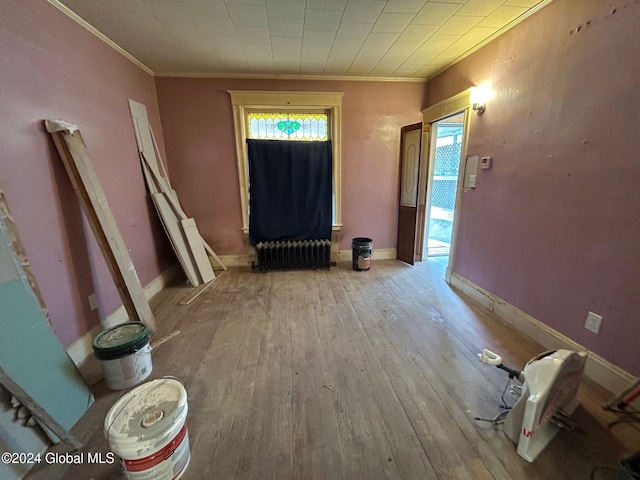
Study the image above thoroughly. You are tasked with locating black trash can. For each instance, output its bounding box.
[352,237,373,271]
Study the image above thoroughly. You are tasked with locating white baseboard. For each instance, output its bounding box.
[449,272,637,396]
[66,264,180,382]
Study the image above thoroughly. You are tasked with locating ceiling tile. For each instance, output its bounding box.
[272,50,300,62]
[342,0,387,23]
[392,64,423,77]
[372,13,414,33]
[478,6,529,28]
[271,36,302,52]
[504,0,543,6]
[385,42,417,58]
[323,64,350,75]
[412,2,462,25]
[394,24,439,44]
[224,0,265,5]
[328,40,364,61]
[455,0,504,17]
[266,0,306,19]
[304,9,343,31]
[100,13,165,33]
[100,0,148,14]
[244,43,273,57]
[300,52,330,70]
[268,17,304,37]
[303,30,337,47]
[335,22,373,41]
[227,4,268,26]
[411,33,460,58]
[206,34,242,49]
[182,0,229,16]
[438,38,475,58]
[361,32,399,50]
[374,53,406,68]
[235,26,271,43]
[437,15,483,35]
[143,1,195,25]
[455,25,499,46]
[383,0,428,14]
[306,0,347,10]
[194,15,236,35]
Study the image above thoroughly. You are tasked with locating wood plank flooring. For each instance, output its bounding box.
[27,259,640,480]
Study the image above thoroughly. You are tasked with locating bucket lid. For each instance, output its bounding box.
[105,378,188,454]
[93,322,149,360]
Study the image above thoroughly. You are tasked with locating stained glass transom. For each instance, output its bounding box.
[248,113,328,141]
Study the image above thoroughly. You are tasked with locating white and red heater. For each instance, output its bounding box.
[477,348,587,462]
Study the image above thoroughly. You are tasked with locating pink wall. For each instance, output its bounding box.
[154,78,425,254]
[0,0,173,347]
[427,0,640,375]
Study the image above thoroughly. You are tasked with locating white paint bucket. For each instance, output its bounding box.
[104,378,190,480]
[92,322,153,390]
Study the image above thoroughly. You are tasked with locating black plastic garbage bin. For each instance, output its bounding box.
[352,237,373,271]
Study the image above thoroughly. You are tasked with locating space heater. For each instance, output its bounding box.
[477,348,587,462]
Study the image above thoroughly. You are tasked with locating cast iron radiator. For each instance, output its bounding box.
[253,239,331,272]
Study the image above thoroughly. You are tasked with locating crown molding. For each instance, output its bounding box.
[154,72,427,83]
[46,0,154,76]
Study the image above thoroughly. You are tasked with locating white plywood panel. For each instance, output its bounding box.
[151,192,201,287]
[181,219,215,283]
[129,99,160,178]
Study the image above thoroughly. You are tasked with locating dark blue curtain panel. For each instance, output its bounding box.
[247,139,332,246]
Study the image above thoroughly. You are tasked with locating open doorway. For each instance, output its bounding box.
[424,112,465,257]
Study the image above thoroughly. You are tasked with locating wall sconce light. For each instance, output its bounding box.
[470,84,493,115]
[473,102,486,114]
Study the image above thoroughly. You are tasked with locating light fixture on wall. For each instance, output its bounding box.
[470,84,494,115]
[473,101,486,114]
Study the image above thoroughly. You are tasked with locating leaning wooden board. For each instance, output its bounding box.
[45,120,157,334]
[129,99,226,272]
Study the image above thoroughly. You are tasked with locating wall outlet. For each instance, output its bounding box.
[585,311,602,334]
[88,293,98,312]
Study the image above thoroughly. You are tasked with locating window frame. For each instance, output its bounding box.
[228,90,343,234]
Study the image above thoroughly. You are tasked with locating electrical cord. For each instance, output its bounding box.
[474,377,520,425]
[604,405,640,428]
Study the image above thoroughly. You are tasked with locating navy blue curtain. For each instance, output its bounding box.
[247,139,332,246]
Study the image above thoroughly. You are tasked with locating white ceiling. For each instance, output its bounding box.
[55,0,548,79]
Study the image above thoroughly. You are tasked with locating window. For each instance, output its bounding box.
[228,91,343,234]
[248,112,328,141]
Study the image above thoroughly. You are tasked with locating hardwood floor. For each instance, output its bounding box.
[27,259,639,479]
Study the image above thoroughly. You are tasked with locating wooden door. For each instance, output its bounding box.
[396,123,422,264]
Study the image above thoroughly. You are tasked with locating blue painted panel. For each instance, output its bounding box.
[0,217,93,438]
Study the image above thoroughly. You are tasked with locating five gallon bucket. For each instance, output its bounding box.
[104,378,190,480]
[352,237,373,271]
[93,322,152,390]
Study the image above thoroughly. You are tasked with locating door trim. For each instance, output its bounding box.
[421,89,472,280]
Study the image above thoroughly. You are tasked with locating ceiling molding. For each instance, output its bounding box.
[154,72,427,83]
[46,0,154,76]
[427,0,555,81]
